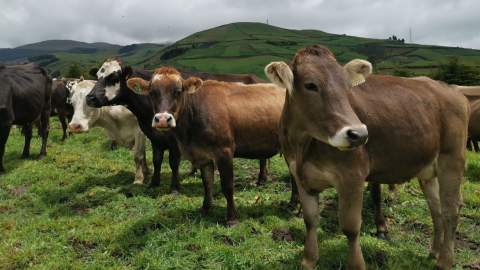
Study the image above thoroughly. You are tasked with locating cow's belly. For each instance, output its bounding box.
[177,141,215,167]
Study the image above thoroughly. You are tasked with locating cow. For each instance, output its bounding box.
[85,56,181,193]
[85,56,274,193]
[453,85,480,153]
[50,77,83,141]
[126,66,292,227]
[0,64,52,175]
[69,80,149,184]
[180,70,266,84]
[265,44,468,270]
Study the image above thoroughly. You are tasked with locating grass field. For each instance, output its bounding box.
[0,117,479,269]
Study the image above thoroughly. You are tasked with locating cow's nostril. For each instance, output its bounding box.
[347,129,368,147]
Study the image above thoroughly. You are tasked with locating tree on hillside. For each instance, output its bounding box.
[392,63,413,77]
[367,55,379,71]
[64,62,82,78]
[428,55,480,85]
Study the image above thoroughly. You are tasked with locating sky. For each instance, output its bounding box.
[1,0,479,50]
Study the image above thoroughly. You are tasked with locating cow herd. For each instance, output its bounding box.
[0,44,477,269]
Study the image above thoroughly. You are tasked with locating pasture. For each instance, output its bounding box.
[0,118,479,269]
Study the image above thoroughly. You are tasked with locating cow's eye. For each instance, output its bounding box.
[175,90,182,97]
[304,83,318,91]
[149,91,156,97]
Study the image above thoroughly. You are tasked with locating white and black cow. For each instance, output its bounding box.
[69,80,149,184]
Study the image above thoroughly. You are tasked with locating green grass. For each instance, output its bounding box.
[0,117,479,269]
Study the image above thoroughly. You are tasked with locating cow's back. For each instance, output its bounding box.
[0,64,51,124]
[187,81,285,159]
[351,75,468,183]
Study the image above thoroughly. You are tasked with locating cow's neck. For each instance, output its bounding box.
[170,93,198,148]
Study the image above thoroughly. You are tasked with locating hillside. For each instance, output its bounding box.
[141,22,480,79]
[4,22,480,79]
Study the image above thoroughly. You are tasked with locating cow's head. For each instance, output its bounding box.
[62,76,84,104]
[68,81,98,133]
[85,56,133,108]
[265,44,371,150]
[126,67,200,131]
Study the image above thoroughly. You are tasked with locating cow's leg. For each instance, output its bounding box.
[215,148,239,227]
[338,181,366,270]
[474,139,480,153]
[150,144,163,187]
[199,161,215,215]
[257,159,267,186]
[0,121,12,175]
[418,177,445,263]
[368,183,389,240]
[297,178,319,269]
[466,138,472,151]
[133,134,148,185]
[168,141,181,195]
[21,123,33,159]
[110,141,117,150]
[57,108,68,141]
[388,184,398,201]
[188,164,198,176]
[38,101,50,160]
[433,155,463,270]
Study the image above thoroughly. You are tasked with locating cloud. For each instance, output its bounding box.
[0,0,479,49]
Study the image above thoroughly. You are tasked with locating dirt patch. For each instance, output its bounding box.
[67,236,98,256]
[455,232,480,252]
[412,221,432,234]
[10,184,31,197]
[272,228,293,242]
[463,261,480,269]
[215,235,245,245]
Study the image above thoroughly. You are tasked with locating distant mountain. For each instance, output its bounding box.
[15,40,120,51]
[0,40,121,64]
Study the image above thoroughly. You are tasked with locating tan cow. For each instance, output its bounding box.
[265,44,468,270]
[453,85,480,150]
[126,67,293,227]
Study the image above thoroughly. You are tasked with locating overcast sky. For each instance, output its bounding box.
[1,0,479,50]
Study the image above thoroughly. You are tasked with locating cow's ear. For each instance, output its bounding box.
[183,77,203,94]
[343,59,372,87]
[265,61,293,95]
[62,77,67,85]
[127,78,150,95]
[89,67,99,79]
[122,66,133,80]
[79,76,84,81]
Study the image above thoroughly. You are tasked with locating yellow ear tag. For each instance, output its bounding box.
[351,73,365,87]
[125,74,130,80]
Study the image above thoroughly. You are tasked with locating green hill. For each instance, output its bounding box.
[139,22,480,79]
[4,22,480,79]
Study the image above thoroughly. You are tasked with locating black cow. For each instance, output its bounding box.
[85,57,181,193]
[0,64,52,175]
[50,78,80,141]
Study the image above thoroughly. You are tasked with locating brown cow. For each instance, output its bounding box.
[265,44,468,270]
[453,85,480,152]
[126,67,289,227]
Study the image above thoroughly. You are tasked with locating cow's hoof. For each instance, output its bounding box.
[377,232,390,241]
[227,220,239,228]
[20,155,29,159]
[257,180,266,186]
[200,207,211,216]
[38,154,46,160]
[169,189,180,195]
[133,180,144,185]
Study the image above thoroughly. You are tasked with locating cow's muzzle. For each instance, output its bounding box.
[69,124,85,133]
[153,113,176,130]
[329,125,368,150]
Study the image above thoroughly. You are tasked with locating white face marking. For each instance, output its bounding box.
[69,83,98,132]
[97,61,122,101]
[327,124,368,150]
[97,61,121,79]
[153,74,163,81]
